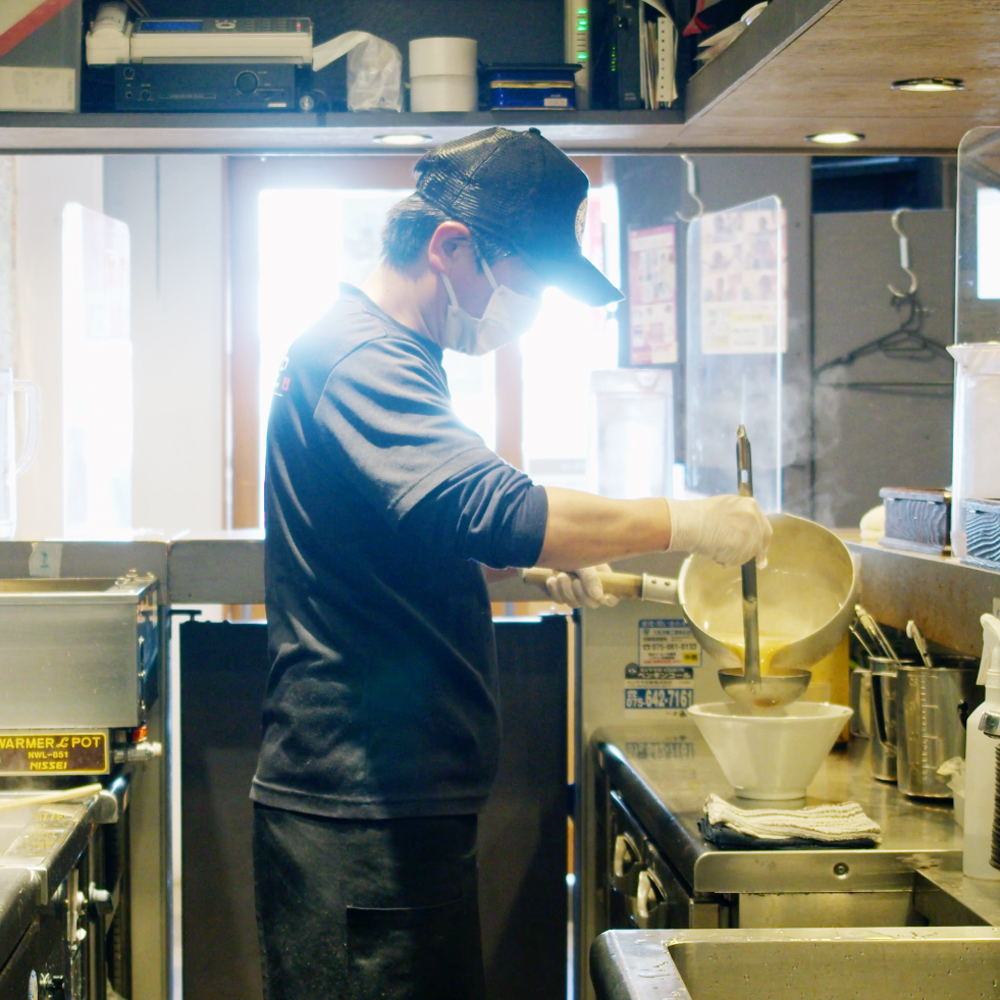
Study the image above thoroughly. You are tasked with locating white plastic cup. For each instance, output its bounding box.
[410,74,478,113]
[409,37,478,78]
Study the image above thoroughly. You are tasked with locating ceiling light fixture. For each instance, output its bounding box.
[891,77,964,93]
[806,132,865,145]
[373,133,434,146]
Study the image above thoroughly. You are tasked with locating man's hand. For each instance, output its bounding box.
[665,495,771,567]
[545,565,621,609]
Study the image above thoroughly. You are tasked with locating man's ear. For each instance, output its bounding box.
[427,221,472,276]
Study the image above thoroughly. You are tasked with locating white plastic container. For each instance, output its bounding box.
[688,701,852,800]
[409,37,478,112]
[589,369,674,499]
[947,342,1000,557]
[963,613,1000,880]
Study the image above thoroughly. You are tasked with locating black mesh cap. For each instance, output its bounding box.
[414,127,624,307]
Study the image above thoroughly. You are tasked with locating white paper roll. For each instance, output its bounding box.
[409,37,477,78]
[410,74,478,112]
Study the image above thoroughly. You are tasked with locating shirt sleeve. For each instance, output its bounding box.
[313,335,546,568]
[404,464,549,569]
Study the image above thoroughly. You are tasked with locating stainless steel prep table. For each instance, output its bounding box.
[0,868,39,974]
[0,784,127,993]
[595,723,962,897]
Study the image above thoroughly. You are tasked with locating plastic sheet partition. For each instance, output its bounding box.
[957,127,1000,344]
[684,195,787,513]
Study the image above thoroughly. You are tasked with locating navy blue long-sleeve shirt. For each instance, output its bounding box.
[252,285,548,819]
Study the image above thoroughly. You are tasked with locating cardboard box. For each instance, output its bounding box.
[0,0,82,111]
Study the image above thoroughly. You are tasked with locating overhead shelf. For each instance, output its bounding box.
[674,0,1000,154]
[0,109,684,154]
[0,0,993,154]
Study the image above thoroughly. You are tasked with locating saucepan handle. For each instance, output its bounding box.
[522,567,644,599]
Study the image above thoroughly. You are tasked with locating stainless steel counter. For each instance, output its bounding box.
[0,533,990,627]
[590,927,1000,1000]
[595,723,964,894]
[0,868,38,975]
[844,536,1000,657]
[0,784,124,970]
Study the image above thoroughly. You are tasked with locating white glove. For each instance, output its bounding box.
[665,495,772,568]
[545,564,621,610]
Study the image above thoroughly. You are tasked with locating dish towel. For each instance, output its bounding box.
[699,793,882,849]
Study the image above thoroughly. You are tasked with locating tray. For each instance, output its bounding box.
[963,497,1000,570]
[879,487,951,555]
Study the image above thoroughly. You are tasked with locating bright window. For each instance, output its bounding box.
[257,188,412,491]
[62,203,133,538]
[521,184,620,490]
[256,182,619,494]
[977,187,1000,299]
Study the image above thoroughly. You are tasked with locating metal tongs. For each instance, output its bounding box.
[718,426,811,711]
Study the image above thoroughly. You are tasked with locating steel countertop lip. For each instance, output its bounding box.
[591,927,1000,1000]
[0,867,40,972]
[594,721,962,895]
[0,776,127,959]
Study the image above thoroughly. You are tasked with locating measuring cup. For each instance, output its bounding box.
[896,657,980,798]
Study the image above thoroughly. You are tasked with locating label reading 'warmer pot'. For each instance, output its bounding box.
[0,732,109,774]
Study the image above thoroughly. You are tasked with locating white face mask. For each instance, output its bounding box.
[440,259,543,356]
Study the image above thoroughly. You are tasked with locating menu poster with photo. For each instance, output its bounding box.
[628,224,678,365]
[699,205,787,354]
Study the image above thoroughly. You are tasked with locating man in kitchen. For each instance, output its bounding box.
[252,126,771,1000]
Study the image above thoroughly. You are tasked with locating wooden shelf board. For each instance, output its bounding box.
[677,0,1000,153]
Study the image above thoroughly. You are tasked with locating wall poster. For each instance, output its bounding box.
[628,224,677,365]
[699,203,787,355]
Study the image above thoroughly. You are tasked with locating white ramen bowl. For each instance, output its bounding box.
[689,701,853,800]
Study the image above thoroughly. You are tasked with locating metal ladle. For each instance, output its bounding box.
[717,427,812,711]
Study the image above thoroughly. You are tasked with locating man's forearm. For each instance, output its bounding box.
[537,487,672,570]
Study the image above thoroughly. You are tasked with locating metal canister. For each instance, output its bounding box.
[850,666,871,738]
[896,656,980,798]
[869,656,910,782]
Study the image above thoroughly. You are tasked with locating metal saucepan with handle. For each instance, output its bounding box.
[524,512,859,679]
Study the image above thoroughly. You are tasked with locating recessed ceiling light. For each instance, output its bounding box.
[806,132,865,145]
[373,133,433,146]
[892,77,964,93]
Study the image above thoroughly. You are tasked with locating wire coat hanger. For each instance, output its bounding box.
[813,207,951,395]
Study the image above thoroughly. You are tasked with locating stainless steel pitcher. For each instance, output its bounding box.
[896,657,981,798]
[870,656,910,783]
[850,666,871,738]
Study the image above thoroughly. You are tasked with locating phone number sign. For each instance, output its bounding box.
[639,618,701,667]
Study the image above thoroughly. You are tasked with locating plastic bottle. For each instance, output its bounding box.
[963,613,1000,879]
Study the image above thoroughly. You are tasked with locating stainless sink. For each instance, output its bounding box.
[592,928,1000,1000]
[670,929,1000,999]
